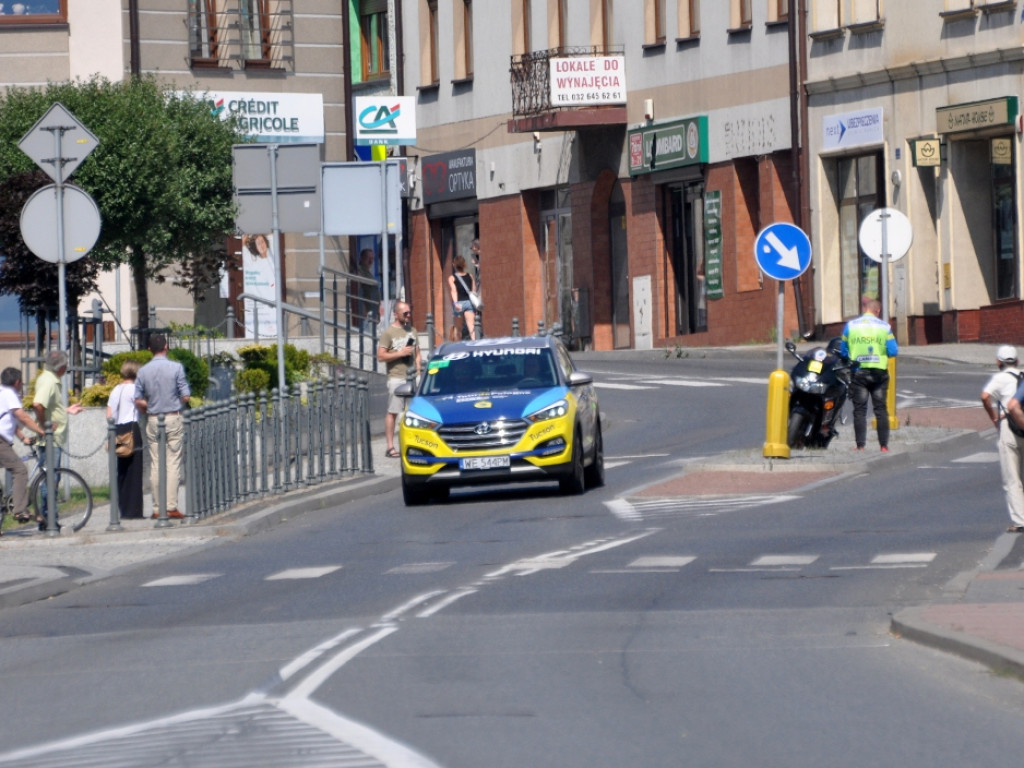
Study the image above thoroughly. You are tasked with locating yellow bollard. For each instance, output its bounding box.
[870,357,899,431]
[887,356,898,430]
[764,369,791,458]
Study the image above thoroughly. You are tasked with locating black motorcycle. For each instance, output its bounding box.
[784,338,855,449]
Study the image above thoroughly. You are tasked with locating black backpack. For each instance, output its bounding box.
[999,370,1024,438]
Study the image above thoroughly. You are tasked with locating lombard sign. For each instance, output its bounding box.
[549,56,626,107]
[203,91,324,143]
[354,96,417,146]
[628,116,708,176]
[822,107,883,151]
[421,149,477,205]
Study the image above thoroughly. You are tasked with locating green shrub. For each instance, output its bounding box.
[236,367,271,395]
[103,350,152,380]
[79,382,116,407]
[168,347,210,400]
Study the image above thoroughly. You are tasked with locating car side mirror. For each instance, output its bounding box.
[784,341,797,353]
[568,371,593,387]
[395,382,414,398]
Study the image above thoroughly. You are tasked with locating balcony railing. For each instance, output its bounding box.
[511,46,624,117]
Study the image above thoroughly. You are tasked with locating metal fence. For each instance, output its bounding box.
[109,371,373,523]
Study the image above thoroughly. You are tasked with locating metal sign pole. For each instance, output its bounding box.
[269,145,288,484]
[880,210,890,323]
[380,161,391,316]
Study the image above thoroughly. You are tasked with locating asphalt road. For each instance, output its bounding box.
[2,354,1022,768]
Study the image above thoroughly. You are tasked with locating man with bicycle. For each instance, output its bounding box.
[32,350,77,531]
[0,367,45,533]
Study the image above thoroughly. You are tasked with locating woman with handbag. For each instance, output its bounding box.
[448,254,479,341]
[106,360,144,519]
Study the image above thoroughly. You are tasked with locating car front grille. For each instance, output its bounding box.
[438,419,530,451]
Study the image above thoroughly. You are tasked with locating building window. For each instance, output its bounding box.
[835,153,883,318]
[422,0,439,86]
[0,0,65,24]
[677,0,700,37]
[513,0,531,56]
[591,0,612,49]
[645,0,666,44]
[811,0,841,30]
[188,0,220,63]
[454,0,473,79]
[242,0,271,64]
[548,0,567,50]
[360,0,390,80]
[851,0,881,24]
[774,0,789,21]
[731,0,752,28]
[993,154,1017,300]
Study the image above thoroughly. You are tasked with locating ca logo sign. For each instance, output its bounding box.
[358,103,401,135]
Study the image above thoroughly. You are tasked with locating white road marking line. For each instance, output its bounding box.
[416,588,477,618]
[283,626,399,701]
[594,381,657,390]
[952,453,999,463]
[278,628,362,682]
[266,566,342,580]
[647,379,726,387]
[278,697,444,768]
[628,556,696,569]
[142,574,220,587]
[709,567,805,573]
[872,553,936,564]
[605,498,641,521]
[603,459,631,470]
[379,590,448,623]
[484,529,659,578]
[385,562,455,574]
[750,555,819,567]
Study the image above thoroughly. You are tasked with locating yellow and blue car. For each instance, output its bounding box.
[396,336,604,506]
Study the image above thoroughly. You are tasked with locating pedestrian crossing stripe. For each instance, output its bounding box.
[142,574,221,587]
[266,566,343,580]
[952,453,999,463]
[607,495,798,521]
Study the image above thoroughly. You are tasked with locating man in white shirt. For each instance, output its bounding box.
[982,345,1024,533]
[0,367,45,531]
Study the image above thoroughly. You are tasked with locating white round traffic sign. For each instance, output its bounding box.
[19,183,101,264]
[859,207,912,263]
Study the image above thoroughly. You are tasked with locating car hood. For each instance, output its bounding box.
[409,386,569,423]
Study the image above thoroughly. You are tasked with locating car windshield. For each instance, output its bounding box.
[421,349,559,395]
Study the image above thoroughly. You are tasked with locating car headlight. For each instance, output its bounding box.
[793,373,827,395]
[403,410,440,430]
[527,399,569,423]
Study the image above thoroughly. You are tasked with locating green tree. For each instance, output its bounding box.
[0,75,245,332]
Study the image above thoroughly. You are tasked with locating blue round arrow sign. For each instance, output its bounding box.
[754,222,812,280]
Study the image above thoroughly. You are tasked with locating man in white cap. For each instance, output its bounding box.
[982,344,1024,532]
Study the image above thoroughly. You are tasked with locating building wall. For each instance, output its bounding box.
[806,2,1024,343]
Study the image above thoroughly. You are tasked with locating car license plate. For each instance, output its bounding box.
[460,456,511,470]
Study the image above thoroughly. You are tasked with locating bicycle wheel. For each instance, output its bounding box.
[30,468,93,533]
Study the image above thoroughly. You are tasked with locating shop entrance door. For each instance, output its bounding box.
[609,182,630,348]
[666,182,707,335]
[541,191,573,340]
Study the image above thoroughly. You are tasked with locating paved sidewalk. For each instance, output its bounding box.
[3,342,1024,682]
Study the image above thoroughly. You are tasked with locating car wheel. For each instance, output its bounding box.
[559,428,586,495]
[402,475,430,506]
[584,421,604,489]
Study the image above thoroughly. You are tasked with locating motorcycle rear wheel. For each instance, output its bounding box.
[787,409,809,448]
